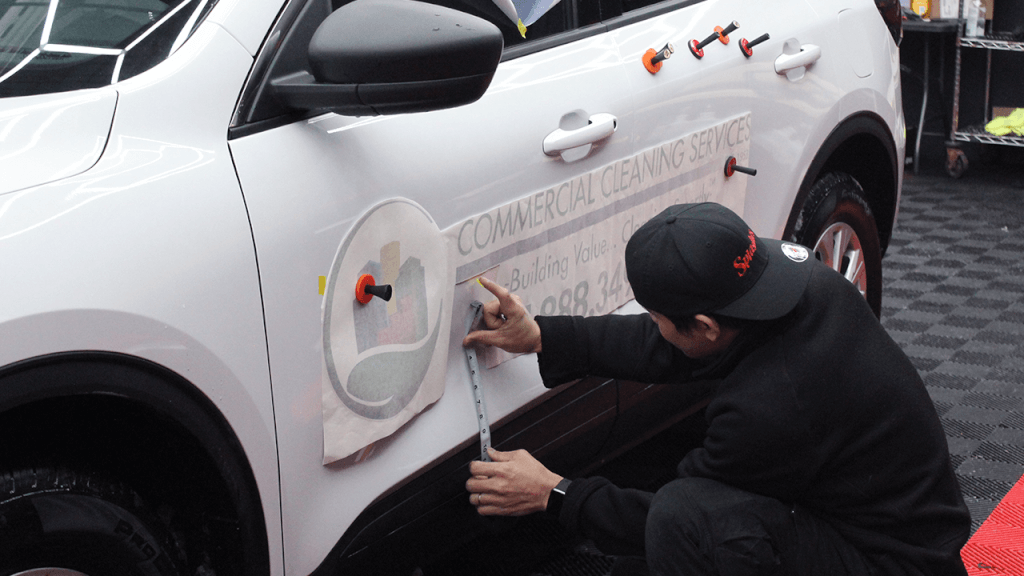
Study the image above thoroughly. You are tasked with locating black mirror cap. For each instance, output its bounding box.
[309,0,503,85]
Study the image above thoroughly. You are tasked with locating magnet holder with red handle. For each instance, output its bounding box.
[689,21,739,59]
[355,274,393,304]
[740,33,769,58]
[642,42,674,74]
[724,156,757,177]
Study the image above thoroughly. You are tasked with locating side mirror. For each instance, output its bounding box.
[272,0,504,116]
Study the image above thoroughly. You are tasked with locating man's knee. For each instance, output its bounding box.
[647,477,713,542]
[646,478,790,576]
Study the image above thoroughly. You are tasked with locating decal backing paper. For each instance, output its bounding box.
[321,199,453,464]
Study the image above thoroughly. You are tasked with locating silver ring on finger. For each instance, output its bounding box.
[474,493,481,506]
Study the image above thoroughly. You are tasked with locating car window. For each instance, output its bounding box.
[0,0,217,98]
[618,0,669,12]
[330,0,572,48]
[423,0,571,47]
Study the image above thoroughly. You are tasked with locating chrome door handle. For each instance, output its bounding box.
[775,41,820,81]
[542,113,618,156]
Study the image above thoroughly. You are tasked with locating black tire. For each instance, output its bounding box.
[0,468,186,576]
[791,172,883,318]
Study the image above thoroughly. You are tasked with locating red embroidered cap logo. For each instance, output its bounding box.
[733,229,757,276]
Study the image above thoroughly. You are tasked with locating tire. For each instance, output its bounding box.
[791,172,883,318]
[0,468,186,576]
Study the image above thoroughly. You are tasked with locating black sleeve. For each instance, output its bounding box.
[535,314,699,387]
[560,476,652,557]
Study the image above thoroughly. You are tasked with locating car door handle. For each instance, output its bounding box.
[543,113,618,156]
[775,43,821,80]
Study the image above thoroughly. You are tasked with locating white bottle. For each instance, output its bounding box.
[965,0,980,37]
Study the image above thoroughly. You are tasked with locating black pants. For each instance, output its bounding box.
[615,477,874,576]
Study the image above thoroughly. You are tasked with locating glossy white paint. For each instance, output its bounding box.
[0,89,116,195]
[208,0,289,56]
[229,30,636,574]
[0,22,285,576]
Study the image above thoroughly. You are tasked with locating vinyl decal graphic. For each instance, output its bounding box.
[321,199,453,464]
[447,113,752,367]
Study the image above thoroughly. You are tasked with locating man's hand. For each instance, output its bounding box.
[462,277,542,354]
[466,448,563,516]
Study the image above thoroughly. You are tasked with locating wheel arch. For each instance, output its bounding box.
[0,351,271,576]
[783,112,900,254]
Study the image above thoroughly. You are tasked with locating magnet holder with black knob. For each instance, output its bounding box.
[689,21,739,59]
[642,42,674,74]
[355,273,393,304]
[740,33,769,58]
[724,156,757,177]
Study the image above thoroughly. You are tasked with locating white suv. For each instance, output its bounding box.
[0,0,903,574]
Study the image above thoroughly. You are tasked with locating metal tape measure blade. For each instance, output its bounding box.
[465,301,492,462]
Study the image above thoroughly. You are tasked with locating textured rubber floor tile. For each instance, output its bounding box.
[946,405,1014,426]
[958,458,1024,485]
[926,324,984,340]
[961,475,1024,574]
[962,394,1023,412]
[943,419,998,441]
[925,370,980,388]
[973,442,1024,466]
[914,334,969,349]
[959,476,1015,501]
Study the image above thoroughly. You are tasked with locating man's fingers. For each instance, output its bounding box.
[463,329,505,349]
[479,276,522,312]
[487,447,513,462]
[476,276,506,301]
[468,459,501,479]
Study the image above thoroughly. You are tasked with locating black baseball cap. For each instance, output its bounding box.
[625,203,814,321]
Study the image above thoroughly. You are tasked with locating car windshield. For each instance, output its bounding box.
[0,0,217,98]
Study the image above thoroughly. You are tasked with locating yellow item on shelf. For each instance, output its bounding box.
[986,108,1024,137]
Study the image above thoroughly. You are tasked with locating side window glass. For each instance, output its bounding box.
[0,0,217,99]
[331,0,572,48]
[621,0,664,11]
[604,0,687,17]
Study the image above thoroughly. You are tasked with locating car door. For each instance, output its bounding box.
[227,0,638,572]
[611,0,837,237]
[579,0,832,449]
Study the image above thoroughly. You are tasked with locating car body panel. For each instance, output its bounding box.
[208,0,287,57]
[0,22,286,576]
[617,0,901,242]
[0,89,116,196]
[229,29,636,573]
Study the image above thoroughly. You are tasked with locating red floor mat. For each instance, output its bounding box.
[962,474,1024,574]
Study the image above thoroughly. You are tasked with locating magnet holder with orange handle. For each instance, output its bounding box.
[642,42,674,74]
[715,21,739,44]
[724,156,757,177]
[740,33,769,58]
[689,21,739,59]
[355,274,393,304]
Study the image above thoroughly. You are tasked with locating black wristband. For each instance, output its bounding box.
[546,478,571,517]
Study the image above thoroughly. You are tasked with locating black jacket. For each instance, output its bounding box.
[535,263,970,576]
